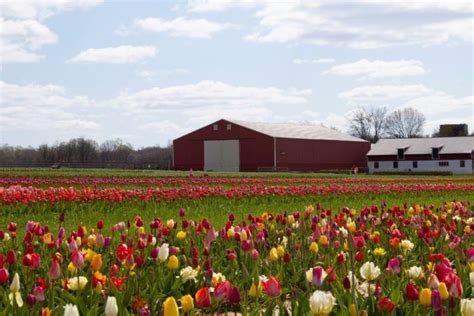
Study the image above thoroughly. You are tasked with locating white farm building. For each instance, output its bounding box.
[367,137,474,174]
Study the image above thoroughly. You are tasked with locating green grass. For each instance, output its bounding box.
[1,191,472,234]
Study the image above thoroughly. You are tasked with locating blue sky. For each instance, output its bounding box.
[1,0,473,147]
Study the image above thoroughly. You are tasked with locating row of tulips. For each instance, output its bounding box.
[0,200,473,314]
[1,176,469,188]
[1,183,473,205]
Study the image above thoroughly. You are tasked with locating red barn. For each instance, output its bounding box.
[173,119,370,172]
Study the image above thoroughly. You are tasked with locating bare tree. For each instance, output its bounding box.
[347,106,387,142]
[384,107,425,138]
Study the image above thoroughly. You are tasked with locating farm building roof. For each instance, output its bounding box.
[226,119,367,142]
[367,137,474,156]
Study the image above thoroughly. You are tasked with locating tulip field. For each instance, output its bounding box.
[0,169,473,315]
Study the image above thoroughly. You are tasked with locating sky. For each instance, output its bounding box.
[1,0,473,148]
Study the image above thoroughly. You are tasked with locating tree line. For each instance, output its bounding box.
[0,138,173,169]
[347,107,429,143]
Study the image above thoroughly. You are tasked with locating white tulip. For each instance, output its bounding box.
[309,290,336,315]
[461,298,474,316]
[158,243,169,262]
[8,273,23,307]
[180,266,198,283]
[10,273,20,292]
[400,239,414,252]
[105,296,119,316]
[360,261,381,281]
[407,266,424,280]
[64,304,80,316]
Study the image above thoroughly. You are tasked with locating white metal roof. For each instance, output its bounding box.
[367,137,474,156]
[225,119,368,142]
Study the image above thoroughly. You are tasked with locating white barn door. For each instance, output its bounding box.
[204,140,240,172]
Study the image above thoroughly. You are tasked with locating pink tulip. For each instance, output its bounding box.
[262,277,281,297]
[71,250,84,268]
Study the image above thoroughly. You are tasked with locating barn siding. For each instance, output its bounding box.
[275,138,370,171]
[174,119,370,172]
[173,120,273,171]
[367,153,472,161]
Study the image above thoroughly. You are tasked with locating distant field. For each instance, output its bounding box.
[1,167,472,230]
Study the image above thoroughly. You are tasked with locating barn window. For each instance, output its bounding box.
[397,148,405,160]
[213,124,218,131]
[432,147,439,159]
[226,123,232,130]
[460,160,465,167]
[438,161,449,167]
[393,161,398,169]
[374,162,379,169]
[413,161,418,168]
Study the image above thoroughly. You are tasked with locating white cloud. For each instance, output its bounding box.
[0,0,103,63]
[339,84,473,122]
[135,17,233,39]
[0,18,58,63]
[293,58,335,64]
[188,0,259,12]
[110,80,311,112]
[0,81,98,130]
[69,45,157,64]
[242,1,473,48]
[114,24,132,37]
[325,59,425,79]
[137,70,155,78]
[1,0,104,20]
[339,85,431,101]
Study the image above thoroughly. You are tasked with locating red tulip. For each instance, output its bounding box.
[214,281,230,301]
[377,297,395,313]
[262,276,281,297]
[49,260,61,280]
[405,282,419,301]
[195,287,211,308]
[446,273,463,298]
[6,250,16,265]
[8,222,17,232]
[0,268,9,284]
[228,286,241,304]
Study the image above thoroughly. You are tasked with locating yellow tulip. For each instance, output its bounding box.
[276,245,285,257]
[309,241,319,254]
[470,262,474,272]
[240,230,248,241]
[181,294,194,312]
[269,248,279,262]
[137,227,145,235]
[349,304,357,316]
[85,249,97,262]
[419,288,432,306]
[248,283,261,298]
[167,255,179,270]
[347,222,356,233]
[438,282,449,300]
[67,262,77,274]
[373,248,386,256]
[163,297,179,316]
[319,235,328,246]
[87,235,96,247]
[90,254,102,271]
[176,231,187,240]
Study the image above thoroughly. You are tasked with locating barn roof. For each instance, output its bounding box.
[225,119,367,142]
[367,137,474,156]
